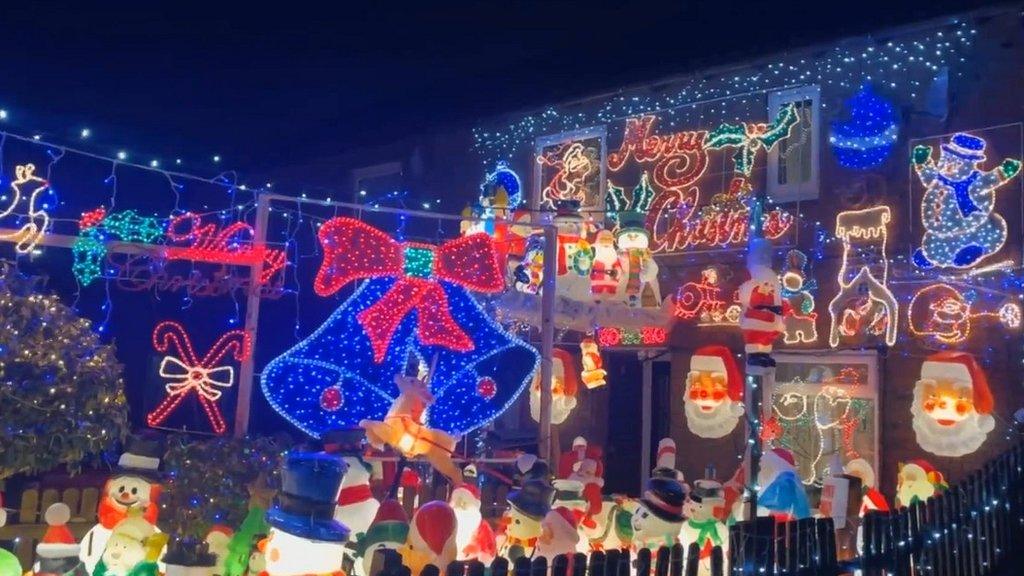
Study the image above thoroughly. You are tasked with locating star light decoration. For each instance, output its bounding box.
[149,321,252,435]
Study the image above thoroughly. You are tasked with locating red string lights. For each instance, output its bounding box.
[148,321,252,434]
[314,218,505,362]
[165,212,287,285]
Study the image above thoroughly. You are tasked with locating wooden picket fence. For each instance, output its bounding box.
[0,482,102,567]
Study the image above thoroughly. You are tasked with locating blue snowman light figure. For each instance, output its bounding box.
[912,133,1021,269]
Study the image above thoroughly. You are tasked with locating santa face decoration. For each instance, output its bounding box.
[896,460,946,508]
[911,352,995,457]
[684,346,744,439]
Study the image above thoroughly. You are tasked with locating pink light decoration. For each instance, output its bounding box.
[148,321,252,434]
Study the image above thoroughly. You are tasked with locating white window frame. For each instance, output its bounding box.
[767,350,880,488]
[768,85,820,202]
[351,161,403,201]
[533,126,608,215]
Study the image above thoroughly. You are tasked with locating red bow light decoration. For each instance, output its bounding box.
[166,213,287,285]
[148,321,252,434]
[314,217,505,362]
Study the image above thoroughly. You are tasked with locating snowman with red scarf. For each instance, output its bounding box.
[325,429,379,543]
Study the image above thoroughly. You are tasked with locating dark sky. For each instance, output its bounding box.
[0,0,999,182]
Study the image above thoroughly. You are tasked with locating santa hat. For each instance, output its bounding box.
[920,352,993,414]
[761,448,796,477]
[411,502,457,556]
[690,346,742,403]
[451,482,481,506]
[862,488,889,513]
[903,459,948,490]
[553,349,580,397]
[36,503,79,559]
[656,438,676,470]
[205,525,233,546]
[546,507,578,540]
[357,499,409,555]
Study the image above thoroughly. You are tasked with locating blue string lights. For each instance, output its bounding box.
[829,85,899,169]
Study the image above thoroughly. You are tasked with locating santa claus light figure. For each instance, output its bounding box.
[684,346,744,439]
[530,348,579,425]
[911,352,995,457]
[896,460,947,508]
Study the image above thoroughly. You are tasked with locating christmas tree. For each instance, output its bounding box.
[0,267,128,480]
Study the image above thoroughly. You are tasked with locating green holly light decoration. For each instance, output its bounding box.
[162,434,287,538]
[0,266,128,481]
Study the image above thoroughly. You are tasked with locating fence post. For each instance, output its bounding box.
[669,543,684,576]
[551,555,569,576]
[513,555,532,576]
[572,553,588,576]
[531,556,548,576]
[654,546,671,576]
[684,543,700,576]
[635,548,652,576]
[710,546,724,576]
[491,557,510,576]
[420,564,440,576]
[588,551,606,576]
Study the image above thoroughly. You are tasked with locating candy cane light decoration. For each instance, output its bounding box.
[149,321,252,434]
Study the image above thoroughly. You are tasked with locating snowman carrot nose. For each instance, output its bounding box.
[257,537,268,553]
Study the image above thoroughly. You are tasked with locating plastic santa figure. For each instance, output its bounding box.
[204,526,234,576]
[355,499,408,576]
[401,502,457,576]
[684,346,744,439]
[261,451,349,576]
[756,448,809,520]
[530,349,579,425]
[33,503,86,576]
[92,512,165,576]
[738,238,789,373]
[534,507,581,560]
[631,476,686,551]
[558,437,604,528]
[579,338,607,389]
[911,352,996,457]
[589,230,622,297]
[82,436,165,574]
[912,133,1021,269]
[896,460,947,508]
[498,479,554,561]
[360,374,463,485]
[324,429,379,543]
[449,466,496,564]
[681,480,728,574]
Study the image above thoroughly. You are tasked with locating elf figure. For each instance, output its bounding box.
[912,133,1021,269]
[498,479,554,561]
[262,218,539,447]
[896,460,947,508]
[324,430,379,543]
[401,502,457,576]
[262,451,349,576]
[681,480,728,575]
[92,512,165,576]
[356,500,409,576]
[739,238,789,373]
[449,466,496,565]
[579,338,607,389]
[534,507,581,561]
[33,503,87,576]
[223,473,274,576]
[631,476,686,552]
[82,437,165,575]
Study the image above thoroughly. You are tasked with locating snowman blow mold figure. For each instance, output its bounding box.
[356,499,409,576]
[632,476,686,551]
[262,451,349,576]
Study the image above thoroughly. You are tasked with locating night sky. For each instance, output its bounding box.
[0,0,996,185]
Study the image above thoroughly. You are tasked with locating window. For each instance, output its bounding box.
[533,126,607,215]
[768,85,820,202]
[767,351,879,488]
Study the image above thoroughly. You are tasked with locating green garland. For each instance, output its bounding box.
[0,267,128,480]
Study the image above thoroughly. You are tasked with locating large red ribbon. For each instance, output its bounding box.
[314,218,504,362]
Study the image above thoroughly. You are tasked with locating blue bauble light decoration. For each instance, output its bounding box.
[829,85,899,170]
[480,161,523,209]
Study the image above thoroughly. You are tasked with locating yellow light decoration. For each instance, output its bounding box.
[908,283,1022,344]
[0,164,51,253]
[579,338,607,389]
[827,206,898,347]
[537,141,599,209]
